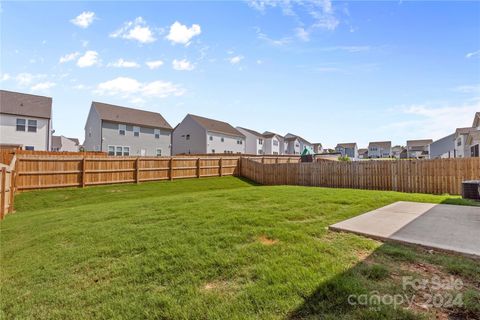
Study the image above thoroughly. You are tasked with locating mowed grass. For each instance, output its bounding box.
[1,177,479,319]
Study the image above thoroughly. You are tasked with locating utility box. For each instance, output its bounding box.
[462,180,480,201]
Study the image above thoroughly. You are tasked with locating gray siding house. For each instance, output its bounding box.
[335,143,358,159]
[428,133,455,159]
[83,102,173,156]
[406,139,433,159]
[51,135,80,152]
[172,114,245,155]
[284,133,312,155]
[368,141,391,158]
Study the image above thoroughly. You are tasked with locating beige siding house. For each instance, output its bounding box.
[51,135,80,152]
[83,102,173,156]
[0,90,52,151]
[368,141,392,158]
[335,143,358,159]
[172,114,245,155]
[406,139,433,159]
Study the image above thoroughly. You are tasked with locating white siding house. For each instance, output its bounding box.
[51,135,80,152]
[236,127,264,155]
[172,114,245,155]
[83,102,173,156]
[453,128,476,158]
[368,141,392,158]
[406,139,433,159]
[0,90,52,151]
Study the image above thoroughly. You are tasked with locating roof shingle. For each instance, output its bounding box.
[189,114,244,137]
[0,90,52,119]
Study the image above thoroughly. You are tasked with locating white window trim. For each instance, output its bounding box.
[133,126,140,137]
[119,124,126,135]
[154,129,160,139]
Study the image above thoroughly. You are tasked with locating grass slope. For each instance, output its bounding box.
[1,177,479,319]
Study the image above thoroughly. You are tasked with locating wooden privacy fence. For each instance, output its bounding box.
[0,156,16,219]
[241,157,480,195]
[16,156,240,190]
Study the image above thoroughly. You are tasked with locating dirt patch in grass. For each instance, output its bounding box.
[201,280,239,295]
[258,235,279,246]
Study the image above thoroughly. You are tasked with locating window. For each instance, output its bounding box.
[237,139,243,145]
[154,129,160,139]
[25,146,34,151]
[472,144,479,157]
[133,126,140,137]
[209,136,213,141]
[457,138,462,146]
[295,143,300,148]
[186,134,190,140]
[273,151,278,155]
[258,139,263,145]
[108,146,115,156]
[211,149,215,153]
[221,137,224,142]
[156,149,162,157]
[28,120,37,132]
[258,149,263,154]
[119,124,126,135]
[123,147,130,156]
[16,118,26,131]
[273,140,279,146]
[116,146,123,156]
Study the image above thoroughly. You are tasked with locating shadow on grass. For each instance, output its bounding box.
[287,243,478,320]
[440,197,480,206]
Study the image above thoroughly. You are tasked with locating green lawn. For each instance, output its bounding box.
[1,177,479,319]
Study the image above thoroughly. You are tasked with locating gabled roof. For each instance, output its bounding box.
[336,143,357,149]
[263,131,283,139]
[188,114,244,138]
[466,130,480,144]
[0,90,52,119]
[92,101,172,130]
[473,112,480,127]
[358,148,368,155]
[312,143,322,147]
[368,141,392,149]
[52,135,80,149]
[237,127,263,137]
[284,133,311,144]
[285,136,300,142]
[455,127,477,137]
[406,139,433,147]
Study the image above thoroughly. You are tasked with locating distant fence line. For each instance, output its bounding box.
[241,157,480,195]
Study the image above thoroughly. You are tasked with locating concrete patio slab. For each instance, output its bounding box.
[330,201,480,258]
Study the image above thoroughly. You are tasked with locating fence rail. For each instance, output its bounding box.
[241,157,480,195]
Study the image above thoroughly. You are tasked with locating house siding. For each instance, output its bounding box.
[172,115,207,155]
[101,121,171,156]
[0,113,50,150]
[236,128,262,154]
[83,106,102,152]
[207,131,245,154]
[429,134,455,159]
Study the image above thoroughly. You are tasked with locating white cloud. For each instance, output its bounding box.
[166,21,201,45]
[77,50,99,67]
[0,73,10,81]
[295,27,310,42]
[110,17,156,43]
[70,11,96,28]
[229,55,244,64]
[95,77,185,98]
[256,59,263,65]
[107,58,140,68]
[15,73,46,86]
[31,81,56,91]
[59,52,80,63]
[172,59,195,71]
[466,50,480,58]
[145,60,164,69]
[387,100,480,140]
[255,27,291,46]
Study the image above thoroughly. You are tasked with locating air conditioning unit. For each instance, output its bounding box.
[462,180,480,201]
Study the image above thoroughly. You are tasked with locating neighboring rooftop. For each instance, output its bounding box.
[285,133,311,144]
[474,112,480,127]
[336,143,357,149]
[189,114,244,138]
[455,127,477,136]
[368,141,392,149]
[92,101,172,130]
[358,148,368,155]
[406,139,433,147]
[0,90,52,119]
[236,127,263,137]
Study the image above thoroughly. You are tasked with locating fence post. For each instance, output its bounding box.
[219,157,223,177]
[262,157,265,164]
[237,157,242,176]
[8,170,15,213]
[0,167,5,220]
[275,157,279,164]
[82,157,86,187]
[196,158,200,178]
[135,157,140,184]
[169,158,174,181]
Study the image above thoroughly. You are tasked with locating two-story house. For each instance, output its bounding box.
[367,141,392,158]
[335,143,358,159]
[51,135,80,152]
[428,133,455,159]
[406,139,433,159]
[468,112,480,157]
[312,143,323,154]
[453,128,477,158]
[83,101,173,156]
[0,90,52,151]
[262,132,283,155]
[236,127,265,155]
[172,114,245,155]
[284,133,312,155]
[358,148,368,159]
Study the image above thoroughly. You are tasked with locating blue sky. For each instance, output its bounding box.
[1,0,479,148]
